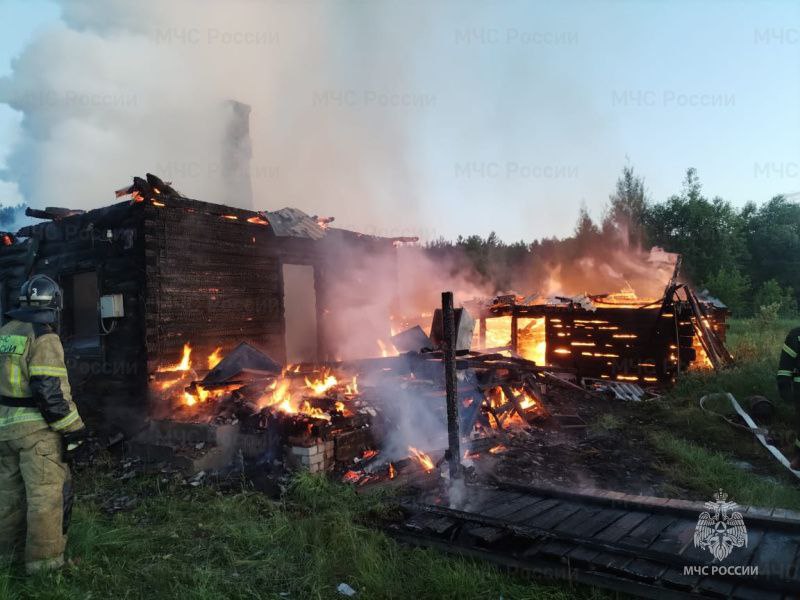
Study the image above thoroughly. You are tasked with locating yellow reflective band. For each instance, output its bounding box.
[9,362,22,397]
[778,370,793,377]
[783,344,798,359]
[0,407,44,429]
[50,410,79,431]
[0,335,27,356]
[29,365,68,377]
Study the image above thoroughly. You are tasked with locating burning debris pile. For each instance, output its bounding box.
[140,313,569,482]
[131,239,731,486]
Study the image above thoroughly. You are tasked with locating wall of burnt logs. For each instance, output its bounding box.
[0,194,398,433]
[0,202,148,431]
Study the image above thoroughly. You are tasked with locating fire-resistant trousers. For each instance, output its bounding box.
[0,428,70,572]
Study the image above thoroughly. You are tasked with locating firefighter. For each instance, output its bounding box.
[0,274,86,573]
[777,325,800,470]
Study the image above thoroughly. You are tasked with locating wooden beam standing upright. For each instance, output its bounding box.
[441,291,461,480]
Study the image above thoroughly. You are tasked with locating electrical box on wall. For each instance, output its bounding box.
[100,294,124,318]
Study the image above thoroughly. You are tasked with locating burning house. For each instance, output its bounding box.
[0,175,732,479]
[465,280,732,387]
[0,174,401,435]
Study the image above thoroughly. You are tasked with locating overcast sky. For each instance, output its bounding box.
[1,0,798,242]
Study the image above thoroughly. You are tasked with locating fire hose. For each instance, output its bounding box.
[700,392,800,481]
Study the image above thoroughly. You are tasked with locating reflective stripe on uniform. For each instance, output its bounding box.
[29,365,68,377]
[778,369,793,377]
[0,407,44,429]
[795,438,800,450]
[783,344,798,359]
[9,360,23,397]
[50,410,79,431]
[794,377,800,383]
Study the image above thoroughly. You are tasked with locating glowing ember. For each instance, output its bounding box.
[388,463,396,479]
[361,449,379,461]
[517,390,536,410]
[342,470,361,483]
[408,446,435,472]
[489,444,508,454]
[246,216,269,225]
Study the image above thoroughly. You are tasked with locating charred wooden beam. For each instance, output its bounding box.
[442,291,462,480]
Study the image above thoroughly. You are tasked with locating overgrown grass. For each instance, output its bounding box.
[650,433,800,510]
[1,470,602,599]
[637,317,800,506]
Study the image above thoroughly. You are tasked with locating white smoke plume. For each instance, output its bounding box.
[0,0,430,233]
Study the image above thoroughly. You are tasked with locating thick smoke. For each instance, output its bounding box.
[0,0,427,231]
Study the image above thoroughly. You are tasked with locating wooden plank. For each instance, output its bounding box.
[504,498,561,523]
[463,490,520,514]
[648,518,696,555]
[523,501,583,530]
[696,576,736,597]
[564,508,627,539]
[659,566,701,591]
[482,494,544,520]
[616,557,666,582]
[748,531,800,581]
[593,511,651,543]
[620,514,677,547]
[552,506,604,535]
[476,492,527,518]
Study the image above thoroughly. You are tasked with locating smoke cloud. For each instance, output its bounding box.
[0,0,429,232]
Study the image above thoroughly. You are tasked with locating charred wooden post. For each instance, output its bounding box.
[479,317,486,348]
[510,308,518,354]
[441,291,461,479]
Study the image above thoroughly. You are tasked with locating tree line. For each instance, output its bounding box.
[427,166,800,318]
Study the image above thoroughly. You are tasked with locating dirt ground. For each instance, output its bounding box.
[470,387,685,497]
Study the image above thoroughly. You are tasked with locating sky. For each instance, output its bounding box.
[0,0,798,242]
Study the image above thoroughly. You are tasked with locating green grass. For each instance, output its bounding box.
[636,317,800,507]
[650,433,800,510]
[1,470,602,599]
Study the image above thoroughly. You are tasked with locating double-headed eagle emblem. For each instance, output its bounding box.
[694,489,748,561]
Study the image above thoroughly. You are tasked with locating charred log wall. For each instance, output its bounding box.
[543,306,682,383]
[143,198,287,372]
[0,202,148,432]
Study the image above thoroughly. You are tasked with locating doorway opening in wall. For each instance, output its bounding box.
[61,271,101,354]
[282,264,317,364]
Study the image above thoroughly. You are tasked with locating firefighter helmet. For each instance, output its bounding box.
[19,275,63,311]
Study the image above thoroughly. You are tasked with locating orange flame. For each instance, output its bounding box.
[377,339,398,357]
[158,344,192,372]
[408,446,435,472]
[304,370,338,395]
[388,463,396,479]
[207,347,223,370]
[489,444,508,454]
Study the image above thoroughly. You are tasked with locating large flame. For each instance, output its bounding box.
[408,446,435,472]
[158,343,192,372]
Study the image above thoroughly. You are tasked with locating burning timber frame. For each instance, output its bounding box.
[469,284,731,385]
[0,178,398,433]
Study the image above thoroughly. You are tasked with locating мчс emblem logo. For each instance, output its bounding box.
[694,489,748,561]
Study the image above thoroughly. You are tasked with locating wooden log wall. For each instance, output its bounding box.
[143,198,288,373]
[542,306,678,383]
[0,202,148,432]
[486,299,721,384]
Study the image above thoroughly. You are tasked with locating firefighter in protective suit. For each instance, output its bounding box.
[0,274,85,573]
[777,326,800,470]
